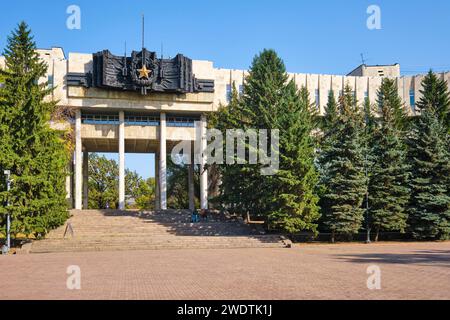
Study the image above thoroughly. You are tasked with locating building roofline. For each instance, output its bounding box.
[347,63,400,76]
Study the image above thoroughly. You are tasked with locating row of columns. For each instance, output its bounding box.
[73,110,208,211]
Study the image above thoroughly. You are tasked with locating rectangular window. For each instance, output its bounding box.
[364,91,369,99]
[409,89,415,112]
[47,75,54,89]
[315,89,320,108]
[238,85,244,96]
[226,84,232,103]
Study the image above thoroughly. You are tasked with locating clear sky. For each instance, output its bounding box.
[1,0,450,178]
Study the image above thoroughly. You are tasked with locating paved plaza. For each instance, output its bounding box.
[0,242,449,300]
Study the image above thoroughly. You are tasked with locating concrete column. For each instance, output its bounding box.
[200,114,208,210]
[159,113,167,210]
[118,111,125,210]
[82,151,89,209]
[188,141,195,211]
[74,109,82,210]
[155,152,160,210]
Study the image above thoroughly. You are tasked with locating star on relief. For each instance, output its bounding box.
[138,65,151,79]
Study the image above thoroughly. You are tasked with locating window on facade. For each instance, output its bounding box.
[315,89,320,108]
[167,116,199,128]
[239,85,244,96]
[226,84,232,103]
[364,91,369,99]
[47,75,54,89]
[82,114,119,125]
[410,89,415,112]
[125,115,159,126]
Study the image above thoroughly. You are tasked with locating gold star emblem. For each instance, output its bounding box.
[138,64,151,79]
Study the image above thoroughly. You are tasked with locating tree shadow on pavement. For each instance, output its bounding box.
[335,250,450,268]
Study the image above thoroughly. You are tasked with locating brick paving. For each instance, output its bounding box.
[0,242,449,300]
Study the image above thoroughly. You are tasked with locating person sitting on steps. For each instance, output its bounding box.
[199,209,208,222]
[191,209,200,223]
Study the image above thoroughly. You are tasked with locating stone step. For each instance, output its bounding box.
[30,210,285,253]
[31,236,286,252]
[31,243,285,253]
[33,236,283,245]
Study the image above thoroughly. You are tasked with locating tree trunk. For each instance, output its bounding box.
[375,228,380,242]
[331,231,335,243]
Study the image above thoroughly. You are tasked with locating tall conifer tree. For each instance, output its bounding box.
[406,110,450,240]
[0,22,69,237]
[318,85,367,242]
[416,70,450,132]
[368,79,410,241]
[269,86,320,233]
[214,50,320,233]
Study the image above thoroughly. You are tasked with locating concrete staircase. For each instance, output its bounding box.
[30,210,288,253]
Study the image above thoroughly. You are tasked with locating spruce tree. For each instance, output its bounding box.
[368,79,410,241]
[212,82,258,217]
[0,22,69,237]
[214,50,320,233]
[321,89,338,132]
[318,85,367,242]
[416,70,450,132]
[406,109,450,240]
[269,86,320,233]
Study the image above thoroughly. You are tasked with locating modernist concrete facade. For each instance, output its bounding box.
[347,63,401,77]
[1,47,450,211]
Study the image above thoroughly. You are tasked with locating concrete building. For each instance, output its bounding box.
[1,47,449,211]
[347,64,401,77]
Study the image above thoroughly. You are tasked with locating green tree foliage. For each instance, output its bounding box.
[268,86,320,233]
[321,90,338,132]
[167,157,199,209]
[406,109,450,240]
[88,154,120,209]
[416,70,450,132]
[0,22,70,238]
[318,85,367,242]
[134,177,155,210]
[214,49,320,234]
[368,79,410,241]
[87,153,155,210]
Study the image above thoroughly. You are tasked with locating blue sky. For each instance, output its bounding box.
[1,0,450,178]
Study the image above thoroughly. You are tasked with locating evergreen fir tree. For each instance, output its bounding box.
[268,85,320,233]
[212,82,258,217]
[0,22,69,237]
[377,78,409,130]
[368,78,410,241]
[406,108,450,240]
[321,89,338,132]
[416,70,450,132]
[214,50,320,233]
[318,85,367,242]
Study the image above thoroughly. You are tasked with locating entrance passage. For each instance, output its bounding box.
[70,111,209,211]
